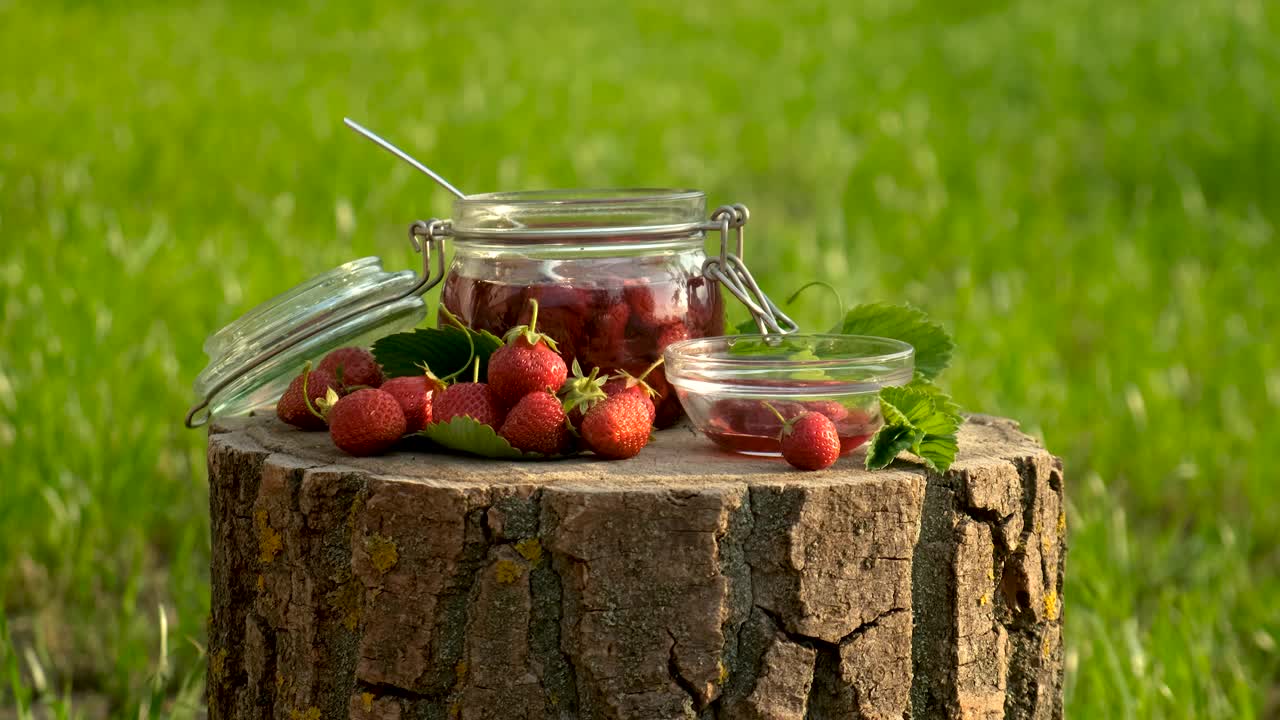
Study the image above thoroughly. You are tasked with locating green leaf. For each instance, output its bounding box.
[372,326,503,380]
[419,416,563,459]
[865,422,923,470]
[865,384,963,473]
[733,317,762,335]
[836,302,954,380]
[907,377,964,418]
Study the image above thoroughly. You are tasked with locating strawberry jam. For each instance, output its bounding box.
[441,272,723,427]
[439,188,734,428]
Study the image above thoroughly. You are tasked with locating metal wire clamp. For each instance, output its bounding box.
[700,204,799,335]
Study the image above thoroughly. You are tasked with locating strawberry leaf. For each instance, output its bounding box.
[865,383,963,473]
[372,326,502,380]
[419,416,570,460]
[836,302,954,380]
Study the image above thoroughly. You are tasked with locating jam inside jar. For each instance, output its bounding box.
[438,189,725,427]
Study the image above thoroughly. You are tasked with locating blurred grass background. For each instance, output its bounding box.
[2,0,1279,717]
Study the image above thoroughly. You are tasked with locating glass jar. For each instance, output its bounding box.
[184,186,791,431]
[438,189,725,427]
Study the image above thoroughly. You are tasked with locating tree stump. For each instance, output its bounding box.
[206,415,1064,720]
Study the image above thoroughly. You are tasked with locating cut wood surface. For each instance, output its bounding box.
[206,415,1064,720]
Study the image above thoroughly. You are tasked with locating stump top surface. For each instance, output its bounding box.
[210,414,1043,489]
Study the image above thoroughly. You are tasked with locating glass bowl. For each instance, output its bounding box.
[663,334,914,457]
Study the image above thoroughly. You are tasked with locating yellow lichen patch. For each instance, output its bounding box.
[455,660,468,683]
[494,559,524,584]
[326,583,363,631]
[209,648,227,682]
[347,493,366,532]
[449,701,462,719]
[366,534,399,575]
[514,538,543,565]
[289,708,321,720]
[986,568,995,581]
[361,692,374,713]
[979,593,989,606]
[256,509,282,564]
[256,574,265,592]
[1042,633,1054,659]
[1044,591,1059,621]
[717,660,730,685]
[1057,511,1067,536]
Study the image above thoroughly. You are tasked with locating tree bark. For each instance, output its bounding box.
[206,414,1063,720]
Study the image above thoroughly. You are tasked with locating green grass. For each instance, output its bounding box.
[2,0,1278,716]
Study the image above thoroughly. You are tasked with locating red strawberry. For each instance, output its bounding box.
[778,411,841,471]
[276,365,339,431]
[803,400,850,423]
[381,373,445,433]
[600,358,663,426]
[488,299,569,406]
[655,322,690,350]
[432,382,506,427]
[623,285,656,322]
[499,391,570,455]
[583,299,630,368]
[317,347,384,390]
[580,392,653,460]
[327,388,407,456]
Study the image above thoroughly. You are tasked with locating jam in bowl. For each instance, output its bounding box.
[663,334,915,456]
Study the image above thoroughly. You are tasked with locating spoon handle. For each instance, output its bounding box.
[343,118,467,199]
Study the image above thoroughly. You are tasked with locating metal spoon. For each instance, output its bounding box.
[343,118,467,199]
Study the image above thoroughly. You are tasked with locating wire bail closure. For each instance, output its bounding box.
[701,204,799,335]
[183,221,448,428]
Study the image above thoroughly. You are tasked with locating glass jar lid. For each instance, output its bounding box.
[185,224,446,428]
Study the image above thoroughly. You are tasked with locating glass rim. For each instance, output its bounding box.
[449,187,709,242]
[666,334,914,366]
[455,187,705,207]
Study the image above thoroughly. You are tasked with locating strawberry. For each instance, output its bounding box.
[580,392,653,460]
[803,399,850,423]
[380,372,445,433]
[582,299,630,369]
[276,364,339,431]
[499,391,570,455]
[623,284,657,323]
[560,360,608,428]
[488,299,569,406]
[432,382,506,427]
[317,347,384,390]
[655,322,690,350]
[327,388,407,456]
[777,411,841,471]
[600,357,663,425]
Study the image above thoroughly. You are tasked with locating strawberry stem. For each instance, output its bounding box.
[301,362,326,420]
[636,356,665,382]
[785,280,846,331]
[762,402,803,440]
[528,298,540,335]
[439,326,477,384]
[502,298,560,352]
[472,357,481,383]
[762,401,786,425]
